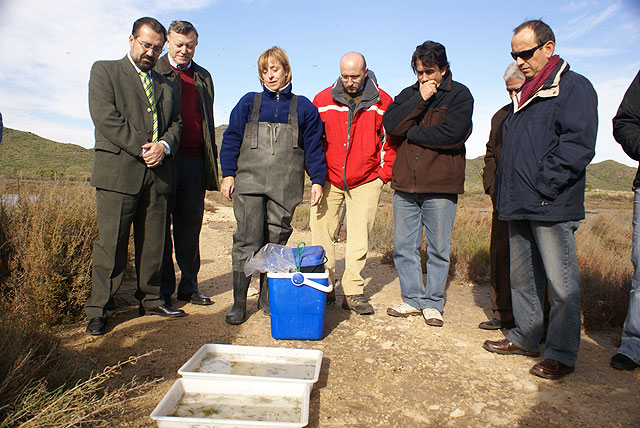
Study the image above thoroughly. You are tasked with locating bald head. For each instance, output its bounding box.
[340,52,368,94]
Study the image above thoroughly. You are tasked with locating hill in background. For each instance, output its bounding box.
[0,127,635,192]
[0,128,94,180]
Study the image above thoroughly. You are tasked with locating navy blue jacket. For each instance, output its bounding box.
[495,59,597,222]
[220,84,326,185]
[613,70,640,188]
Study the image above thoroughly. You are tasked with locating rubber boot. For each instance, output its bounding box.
[225,271,251,325]
[257,273,270,315]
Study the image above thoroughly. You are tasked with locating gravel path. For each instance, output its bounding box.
[61,207,640,427]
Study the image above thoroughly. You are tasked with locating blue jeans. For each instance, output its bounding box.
[618,188,640,364]
[392,191,457,313]
[506,219,581,367]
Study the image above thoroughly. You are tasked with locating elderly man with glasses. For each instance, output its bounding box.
[85,17,183,336]
[155,20,219,308]
[482,20,597,380]
[478,62,524,332]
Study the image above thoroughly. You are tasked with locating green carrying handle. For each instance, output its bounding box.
[296,241,306,272]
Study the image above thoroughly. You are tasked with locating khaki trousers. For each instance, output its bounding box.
[310,178,383,295]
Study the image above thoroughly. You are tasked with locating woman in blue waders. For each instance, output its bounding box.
[220,46,326,325]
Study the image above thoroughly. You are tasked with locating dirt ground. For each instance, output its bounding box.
[60,204,640,428]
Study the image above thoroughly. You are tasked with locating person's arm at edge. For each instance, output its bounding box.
[613,70,640,162]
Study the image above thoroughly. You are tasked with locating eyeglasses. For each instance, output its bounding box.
[135,38,164,54]
[510,42,546,61]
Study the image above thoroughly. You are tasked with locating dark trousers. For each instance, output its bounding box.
[161,155,206,298]
[86,171,167,319]
[490,211,513,324]
[231,193,294,273]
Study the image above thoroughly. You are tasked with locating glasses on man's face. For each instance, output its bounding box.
[510,42,546,61]
[135,38,164,55]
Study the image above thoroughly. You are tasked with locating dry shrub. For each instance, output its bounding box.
[292,203,311,231]
[0,307,70,426]
[0,182,97,324]
[576,212,633,330]
[450,206,492,282]
[0,316,160,428]
[370,203,393,253]
[374,202,491,281]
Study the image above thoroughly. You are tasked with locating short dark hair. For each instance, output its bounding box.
[411,41,449,73]
[168,20,199,37]
[513,19,555,44]
[132,17,167,42]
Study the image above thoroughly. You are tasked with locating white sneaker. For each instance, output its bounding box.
[422,308,444,327]
[387,302,421,317]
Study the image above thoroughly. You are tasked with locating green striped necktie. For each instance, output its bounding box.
[139,71,158,143]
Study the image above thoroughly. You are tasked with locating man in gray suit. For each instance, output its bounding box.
[85,17,184,336]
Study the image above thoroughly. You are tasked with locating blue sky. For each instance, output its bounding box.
[1,0,639,166]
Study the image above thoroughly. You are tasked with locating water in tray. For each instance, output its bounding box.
[195,353,316,380]
[170,392,302,422]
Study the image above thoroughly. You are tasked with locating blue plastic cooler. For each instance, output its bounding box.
[268,270,332,340]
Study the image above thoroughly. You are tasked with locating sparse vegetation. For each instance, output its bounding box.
[0,181,155,427]
[292,183,634,331]
[0,127,636,426]
[0,181,97,325]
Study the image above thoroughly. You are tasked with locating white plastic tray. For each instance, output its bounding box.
[150,377,311,428]
[178,344,323,384]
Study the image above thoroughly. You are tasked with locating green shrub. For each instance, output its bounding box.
[0,182,97,325]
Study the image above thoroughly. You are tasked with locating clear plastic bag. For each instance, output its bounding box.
[243,243,298,276]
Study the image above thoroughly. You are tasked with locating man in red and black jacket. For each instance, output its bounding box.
[311,52,395,315]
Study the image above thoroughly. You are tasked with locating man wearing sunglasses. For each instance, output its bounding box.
[482,20,597,380]
[85,17,184,336]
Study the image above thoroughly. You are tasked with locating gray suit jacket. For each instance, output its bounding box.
[89,56,182,195]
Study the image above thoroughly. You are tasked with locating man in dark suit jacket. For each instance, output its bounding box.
[85,17,184,336]
[155,20,219,307]
[478,63,524,331]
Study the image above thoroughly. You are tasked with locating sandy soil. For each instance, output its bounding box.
[59,204,640,428]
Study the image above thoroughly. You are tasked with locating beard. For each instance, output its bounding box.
[136,54,156,72]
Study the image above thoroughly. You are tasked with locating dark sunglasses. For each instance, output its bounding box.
[510,42,546,61]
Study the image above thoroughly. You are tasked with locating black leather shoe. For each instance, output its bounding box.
[478,318,515,330]
[86,317,106,336]
[479,318,501,330]
[177,292,214,306]
[139,304,186,318]
[610,353,639,370]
